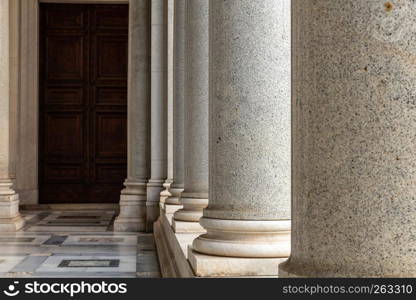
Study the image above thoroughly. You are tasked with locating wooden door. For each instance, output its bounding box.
[39,4,128,203]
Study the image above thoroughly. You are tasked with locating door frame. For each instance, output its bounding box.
[16,0,129,205]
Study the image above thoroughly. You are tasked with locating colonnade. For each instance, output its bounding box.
[1,0,415,277]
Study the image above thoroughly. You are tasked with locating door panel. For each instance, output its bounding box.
[39,4,128,204]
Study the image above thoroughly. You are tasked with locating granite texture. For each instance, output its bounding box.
[166,0,186,205]
[146,0,168,230]
[191,0,291,261]
[124,0,150,185]
[0,0,24,232]
[204,0,291,220]
[280,0,416,277]
[0,0,11,182]
[115,0,150,232]
[13,0,38,205]
[173,0,209,222]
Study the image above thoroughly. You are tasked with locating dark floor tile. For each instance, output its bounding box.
[43,235,68,245]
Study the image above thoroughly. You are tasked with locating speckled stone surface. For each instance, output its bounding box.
[204,0,291,220]
[125,0,150,185]
[167,0,185,198]
[146,0,168,230]
[280,0,416,277]
[182,0,209,195]
[174,0,209,221]
[0,0,24,232]
[115,0,150,232]
[0,0,11,182]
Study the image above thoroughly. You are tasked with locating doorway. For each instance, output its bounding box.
[38,3,128,203]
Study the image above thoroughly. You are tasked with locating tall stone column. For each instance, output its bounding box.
[164,0,185,219]
[147,0,168,232]
[189,0,291,277]
[159,0,175,209]
[172,0,208,233]
[0,0,24,231]
[16,0,39,205]
[280,0,416,278]
[114,0,150,232]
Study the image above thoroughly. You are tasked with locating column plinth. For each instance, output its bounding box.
[159,180,172,211]
[164,185,183,222]
[114,180,146,232]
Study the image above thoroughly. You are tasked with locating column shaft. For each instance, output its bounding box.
[160,0,175,207]
[192,0,291,259]
[114,0,150,232]
[172,0,209,231]
[280,0,416,277]
[165,0,185,210]
[147,0,168,231]
[0,0,24,231]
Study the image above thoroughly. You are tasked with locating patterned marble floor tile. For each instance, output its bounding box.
[10,255,50,272]
[44,211,115,222]
[0,210,161,278]
[43,235,68,245]
[36,255,136,273]
[63,235,137,246]
[29,272,137,278]
[48,245,137,255]
[0,246,52,255]
[25,226,109,233]
[0,235,51,245]
[0,256,27,273]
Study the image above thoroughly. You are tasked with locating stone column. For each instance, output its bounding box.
[189,0,291,277]
[9,0,19,185]
[172,0,208,233]
[15,0,39,205]
[164,0,185,220]
[114,0,150,232]
[159,0,175,209]
[0,0,24,231]
[147,0,168,232]
[280,0,416,278]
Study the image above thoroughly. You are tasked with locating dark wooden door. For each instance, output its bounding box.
[39,4,128,203]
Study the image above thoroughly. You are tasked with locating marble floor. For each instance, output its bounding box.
[0,210,161,278]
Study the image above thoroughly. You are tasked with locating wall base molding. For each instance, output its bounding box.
[154,214,195,278]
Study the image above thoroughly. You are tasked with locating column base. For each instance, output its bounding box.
[172,219,206,233]
[146,180,164,232]
[162,186,183,218]
[164,203,183,225]
[114,217,145,232]
[0,215,25,232]
[114,181,146,232]
[0,193,25,232]
[193,218,291,258]
[159,180,172,209]
[165,187,183,205]
[173,193,208,222]
[188,247,285,277]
